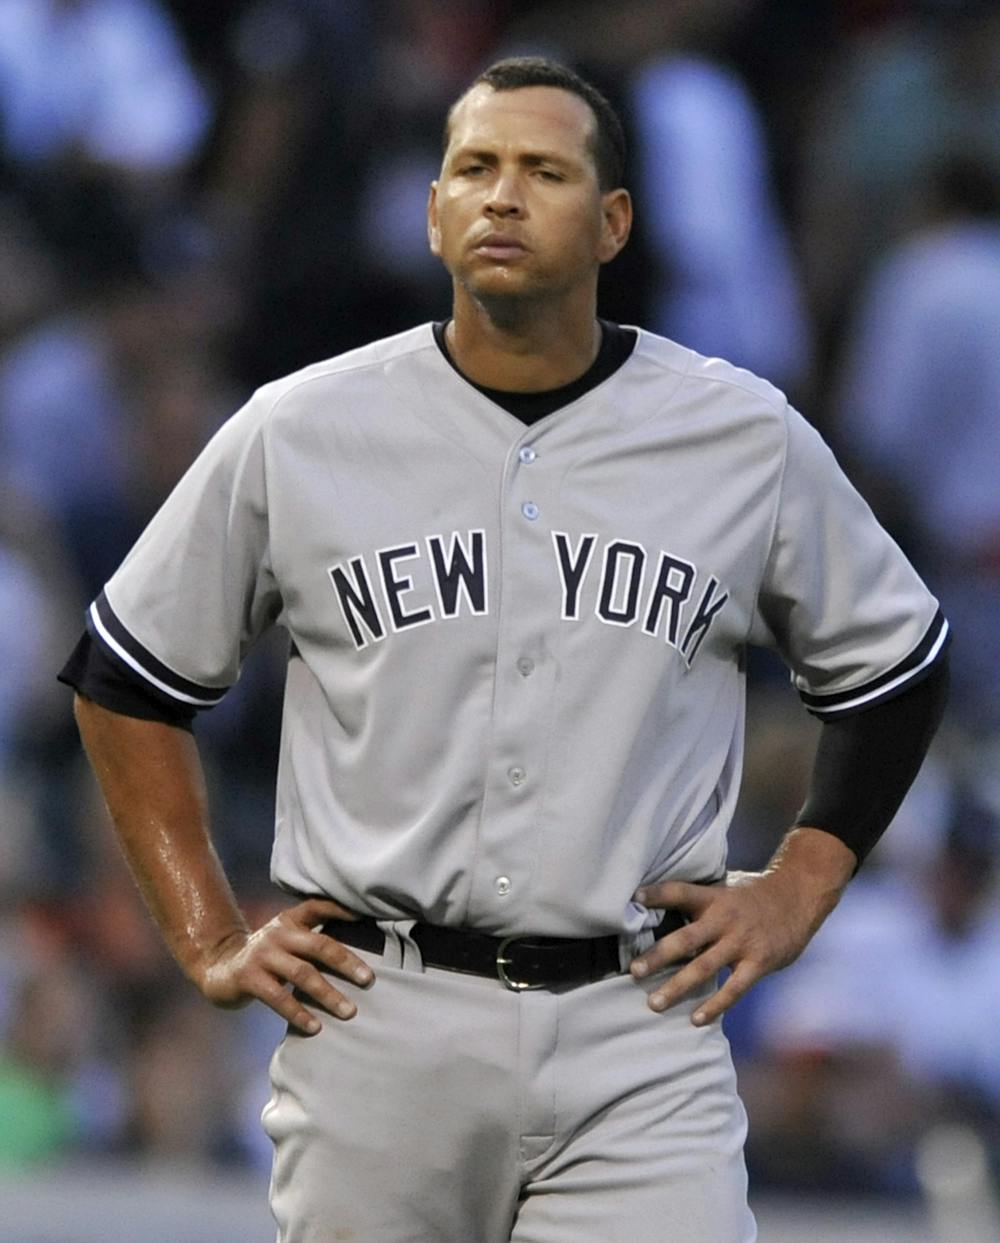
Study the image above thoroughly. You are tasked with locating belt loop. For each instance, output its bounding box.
[376,919,418,969]
[619,914,665,972]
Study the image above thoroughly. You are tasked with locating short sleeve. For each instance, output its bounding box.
[84,391,282,710]
[751,405,950,719]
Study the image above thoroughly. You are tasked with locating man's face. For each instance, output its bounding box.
[428,84,628,310]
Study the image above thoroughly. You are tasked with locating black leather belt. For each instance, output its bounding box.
[321,910,686,992]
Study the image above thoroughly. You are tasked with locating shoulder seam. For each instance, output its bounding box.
[257,329,438,425]
[633,330,787,415]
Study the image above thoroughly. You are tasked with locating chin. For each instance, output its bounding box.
[463,268,542,304]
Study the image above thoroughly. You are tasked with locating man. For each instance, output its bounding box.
[62,58,949,1242]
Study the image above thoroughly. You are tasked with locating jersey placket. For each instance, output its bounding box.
[464,434,559,931]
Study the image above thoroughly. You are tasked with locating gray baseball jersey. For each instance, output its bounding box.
[88,323,947,938]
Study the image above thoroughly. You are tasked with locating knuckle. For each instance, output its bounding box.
[721,975,748,1001]
[734,964,761,990]
[697,950,725,978]
[321,937,351,968]
[325,988,348,1012]
[268,1000,295,1025]
[691,960,718,986]
[288,959,313,988]
[259,977,290,1005]
[670,968,698,996]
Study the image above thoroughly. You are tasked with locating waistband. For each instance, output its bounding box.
[321,911,687,992]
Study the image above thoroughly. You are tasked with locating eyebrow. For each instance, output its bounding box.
[448,147,580,171]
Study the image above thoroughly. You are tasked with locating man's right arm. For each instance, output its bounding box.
[73,695,374,1033]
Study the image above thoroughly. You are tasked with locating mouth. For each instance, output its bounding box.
[472,235,529,260]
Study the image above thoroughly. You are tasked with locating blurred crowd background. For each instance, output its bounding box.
[1,0,999,1214]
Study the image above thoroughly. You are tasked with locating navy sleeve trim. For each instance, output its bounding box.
[58,631,196,729]
[798,609,951,719]
[87,590,229,707]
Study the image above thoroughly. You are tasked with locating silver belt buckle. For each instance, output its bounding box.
[496,935,546,991]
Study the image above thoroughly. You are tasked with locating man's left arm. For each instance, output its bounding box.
[631,654,949,1023]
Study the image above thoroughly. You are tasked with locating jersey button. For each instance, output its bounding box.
[518,445,537,464]
[521,502,539,520]
[508,766,526,787]
[495,876,512,896]
[516,657,534,677]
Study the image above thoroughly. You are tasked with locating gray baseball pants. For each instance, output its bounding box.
[263,919,756,1242]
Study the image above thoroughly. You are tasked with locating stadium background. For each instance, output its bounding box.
[1,1,999,1239]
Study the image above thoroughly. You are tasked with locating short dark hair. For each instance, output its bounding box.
[444,56,626,191]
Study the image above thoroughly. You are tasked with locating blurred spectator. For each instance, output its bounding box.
[0,297,139,596]
[0,0,209,172]
[743,785,1000,1194]
[628,17,811,391]
[0,904,114,1166]
[0,544,55,777]
[799,3,1000,350]
[204,0,385,380]
[125,985,245,1164]
[0,278,234,599]
[0,991,75,1167]
[0,196,61,344]
[0,470,83,898]
[0,0,212,281]
[836,154,1000,732]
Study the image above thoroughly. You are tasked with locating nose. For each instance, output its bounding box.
[485,170,525,218]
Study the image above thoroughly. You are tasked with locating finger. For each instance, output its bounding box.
[646,944,732,1013]
[268,925,375,987]
[289,897,363,927]
[252,971,327,1035]
[279,952,363,1018]
[308,931,375,987]
[689,961,760,1026]
[630,919,715,977]
[633,880,717,915]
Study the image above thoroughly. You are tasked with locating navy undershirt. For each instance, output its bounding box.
[432,318,637,423]
[58,319,949,869]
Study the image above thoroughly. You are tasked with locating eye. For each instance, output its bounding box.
[535,169,564,182]
[459,163,488,176]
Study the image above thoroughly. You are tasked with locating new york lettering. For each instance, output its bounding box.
[329,530,487,649]
[328,528,728,663]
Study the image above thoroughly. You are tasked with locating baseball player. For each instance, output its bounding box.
[62,58,949,1242]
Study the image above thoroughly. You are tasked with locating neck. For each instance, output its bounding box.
[447,285,601,392]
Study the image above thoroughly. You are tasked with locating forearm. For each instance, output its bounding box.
[74,694,248,982]
[761,825,856,927]
[794,656,949,867]
[754,662,949,924]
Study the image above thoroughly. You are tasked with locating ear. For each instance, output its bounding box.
[597,188,632,265]
[427,181,441,257]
